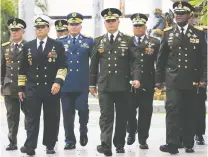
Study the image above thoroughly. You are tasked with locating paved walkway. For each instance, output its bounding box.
[0,99,207,157]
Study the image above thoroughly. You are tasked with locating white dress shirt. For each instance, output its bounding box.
[177,24,189,34]
[135,34,145,43]
[37,37,48,50]
[108,31,119,41]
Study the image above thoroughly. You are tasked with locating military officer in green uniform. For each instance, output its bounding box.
[89,8,140,156]
[55,19,69,39]
[1,18,27,151]
[127,13,160,149]
[156,1,207,154]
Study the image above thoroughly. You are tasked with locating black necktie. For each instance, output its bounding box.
[138,37,141,44]
[110,34,114,44]
[38,41,44,53]
[72,37,76,44]
[181,27,184,37]
[14,43,18,55]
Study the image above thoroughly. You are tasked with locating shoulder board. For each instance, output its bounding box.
[95,35,103,39]
[194,26,203,31]
[82,34,92,38]
[122,33,132,37]
[164,27,173,31]
[2,41,10,47]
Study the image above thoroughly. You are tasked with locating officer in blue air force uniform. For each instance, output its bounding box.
[18,15,67,155]
[59,12,93,150]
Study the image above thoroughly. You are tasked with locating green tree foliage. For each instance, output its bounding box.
[189,0,207,25]
[1,0,18,43]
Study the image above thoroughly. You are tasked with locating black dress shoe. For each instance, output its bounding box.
[116,146,125,153]
[5,143,17,151]
[64,143,76,150]
[97,145,112,156]
[185,147,194,153]
[46,147,56,154]
[80,135,88,146]
[127,134,135,145]
[196,135,205,145]
[159,144,179,154]
[20,146,35,156]
[139,142,149,149]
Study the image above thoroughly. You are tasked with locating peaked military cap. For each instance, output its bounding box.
[67,12,83,24]
[7,18,26,29]
[55,20,68,31]
[34,15,51,27]
[101,8,122,20]
[131,13,148,26]
[154,8,162,14]
[173,0,195,13]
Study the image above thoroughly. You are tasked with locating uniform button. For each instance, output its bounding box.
[108,58,110,60]
[77,69,79,72]
[141,54,144,56]
[114,51,117,54]
[77,61,79,63]
[11,67,13,70]
[70,52,72,55]
[11,74,13,76]
[141,71,143,73]
[37,83,39,85]
[18,61,20,63]
[115,71,117,73]
[185,54,187,56]
[36,75,39,77]
[108,64,110,67]
[108,71,111,73]
[70,69,72,71]
[193,46,196,49]
[179,53,181,55]
[44,67,47,69]
[178,65,181,68]
[10,80,13,83]
[141,59,143,62]
[45,75,47,77]
[11,61,13,63]
[185,66,187,68]
[178,59,181,61]
[169,68,171,70]
[70,61,72,63]
[108,51,111,54]
[142,65,144,67]
[179,47,181,49]
[18,67,20,70]
[36,67,39,70]
[45,82,47,85]
[114,58,117,60]
[115,64,117,66]
[185,48,187,50]
[77,52,79,54]
[185,60,188,62]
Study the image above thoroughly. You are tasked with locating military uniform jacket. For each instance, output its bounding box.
[155,24,207,89]
[58,34,93,92]
[1,40,27,97]
[131,35,160,90]
[90,32,139,92]
[18,37,67,96]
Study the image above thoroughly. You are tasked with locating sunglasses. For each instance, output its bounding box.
[35,25,47,29]
[106,19,117,23]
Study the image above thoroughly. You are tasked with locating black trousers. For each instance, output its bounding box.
[195,88,207,135]
[98,91,128,149]
[24,88,60,149]
[165,88,197,148]
[4,96,25,144]
[128,89,154,144]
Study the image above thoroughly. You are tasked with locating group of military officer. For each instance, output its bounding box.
[1,0,207,156]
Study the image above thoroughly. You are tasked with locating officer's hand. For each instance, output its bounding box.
[18,92,25,102]
[51,83,61,95]
[89,87,97,97]
[132,80,140,88]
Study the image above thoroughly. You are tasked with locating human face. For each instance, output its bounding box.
[175,11,190,26]
[133,25,146,37]
[56,30,69,38]
[35,25,50,40]
[104,19,120,34]
[68,23,82,37]
[10,28,24,42]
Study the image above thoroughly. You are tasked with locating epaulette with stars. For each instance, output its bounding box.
[1,41,10,47]
[164,26,173,32]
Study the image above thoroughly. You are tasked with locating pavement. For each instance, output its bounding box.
[0,97,207,157]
